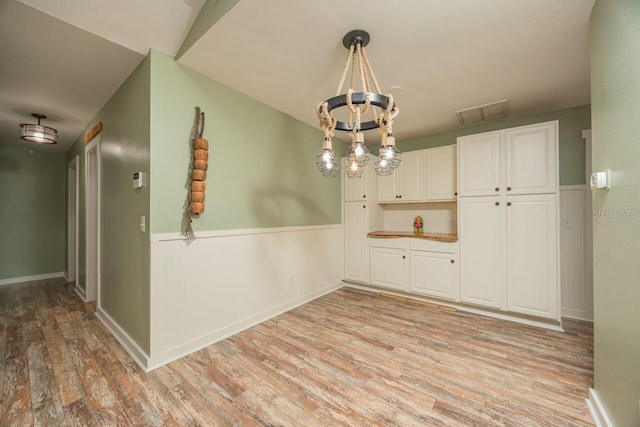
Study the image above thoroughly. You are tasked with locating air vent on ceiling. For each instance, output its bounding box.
[455,99,509,126]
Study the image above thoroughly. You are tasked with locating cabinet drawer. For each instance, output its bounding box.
[369,238,409,250]
[410,239,458,254]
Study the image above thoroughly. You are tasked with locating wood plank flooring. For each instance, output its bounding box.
[0,278,594,426]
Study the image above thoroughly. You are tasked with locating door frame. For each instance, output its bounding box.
[67,156,79,286]
[85,135,101,303]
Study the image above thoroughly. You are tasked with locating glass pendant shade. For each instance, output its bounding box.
[374,134,401,175]
[19,114,58,144]
[316,137,339,177]
[346,158,365,178]
[345,132,369,172]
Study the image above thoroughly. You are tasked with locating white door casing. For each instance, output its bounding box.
[85,136,101,303]
[67,156,79,283]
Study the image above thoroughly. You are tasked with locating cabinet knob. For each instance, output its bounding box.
[451,259,455,264]
[395,195,399,199]
[495,187,500,192]
[399,195,402,199]
[363,205,366,209]
[495,201,500,206]
[454,192,458,196]
[363,195,366,198]
[507,186,512,191]
[507,202,512,206]
[402,255,406,259]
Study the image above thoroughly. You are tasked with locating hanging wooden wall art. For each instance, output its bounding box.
[181,107,208,242]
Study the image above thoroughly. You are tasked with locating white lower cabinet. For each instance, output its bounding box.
[369,239,409,291]
[506,195,558,319]
[410,251,459,301]
[344,202,369,283]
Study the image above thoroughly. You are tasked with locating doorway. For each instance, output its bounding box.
[85,136,101,302]
[67,156,79,288]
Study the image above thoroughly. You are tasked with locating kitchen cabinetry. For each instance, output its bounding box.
[343,159,383,284]
[410,239,459,300]
[426,145,457,201]
[378,150,426,203]
[458,121,557,197]
[457,121,559,320]
[506,195,558,318]
[369,239,409,291]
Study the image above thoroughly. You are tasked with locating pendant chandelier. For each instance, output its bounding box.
[19,113,58,144]
[316,29,400,179]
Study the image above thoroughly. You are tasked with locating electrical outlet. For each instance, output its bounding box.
[140,216,146,233]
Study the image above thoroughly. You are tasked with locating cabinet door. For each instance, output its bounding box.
[411,251,459,300]
[377,173,397,202]
[399,150,426,202]
[344,202,369,283]
[459,197,504,309]
[458,132,502,197]
[506,195,558,319]
[370,247,407,290]
[426,145,457,201]
[505,121,557,195]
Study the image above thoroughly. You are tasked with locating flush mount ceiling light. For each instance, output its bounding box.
[316,30,400,179]
[19,113,58,144]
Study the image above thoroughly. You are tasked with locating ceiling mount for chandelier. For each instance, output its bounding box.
[316,29,401,179]
[19,113,58,144]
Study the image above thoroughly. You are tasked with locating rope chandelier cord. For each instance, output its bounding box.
[316,29,401,178]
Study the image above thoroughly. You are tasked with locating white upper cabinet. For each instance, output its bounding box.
[458,131,502,197]
[426,145,457,201]
[505,122,558,195]
[458,121,558,197]
[378,150,426,203]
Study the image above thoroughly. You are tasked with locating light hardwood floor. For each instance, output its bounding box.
[0,278,593,426]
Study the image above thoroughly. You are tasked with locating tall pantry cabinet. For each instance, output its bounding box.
[457,121,560,320]
[343,159,384,284]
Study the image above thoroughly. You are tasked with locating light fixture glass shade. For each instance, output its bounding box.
[19,113,58,144]
[375,134,401,175]
[346,158,365,178]
[316,148,339,177]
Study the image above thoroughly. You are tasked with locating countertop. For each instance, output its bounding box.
[367,231,458,242]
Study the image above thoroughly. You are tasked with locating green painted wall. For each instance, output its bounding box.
[66,55,151,353]
[401,105,591,185]
[591,1,640,425]
[149,50,345,233]
[0,146,65,280]
[175,0,240,60]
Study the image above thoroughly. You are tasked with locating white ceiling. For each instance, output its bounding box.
[0,0,203,153]
[179,0,594,141]
[0,0,594,153]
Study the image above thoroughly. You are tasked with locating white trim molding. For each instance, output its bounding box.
[96,308,150,372]
[74,284,87,302]
[586,388,614,427]
[147,224,344,371]
[0,272,64,286]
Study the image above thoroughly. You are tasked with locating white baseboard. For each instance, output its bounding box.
[0,271,64,286]
[147,282,343,371]
[586,388,614,427]
[344,282,564,332]
[561,308,594,322]
[74,284,87,302]
[96,308,150,372]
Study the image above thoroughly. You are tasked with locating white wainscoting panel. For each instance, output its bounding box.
[383,202,457,234]
[149,225,343,370]
[560,186,593,321]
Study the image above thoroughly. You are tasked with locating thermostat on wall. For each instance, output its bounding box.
[133,172,145,189]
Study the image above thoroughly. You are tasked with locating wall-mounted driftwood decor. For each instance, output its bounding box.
[181,107,208,243]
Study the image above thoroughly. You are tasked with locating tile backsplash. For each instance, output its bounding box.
[382,202,457,234]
